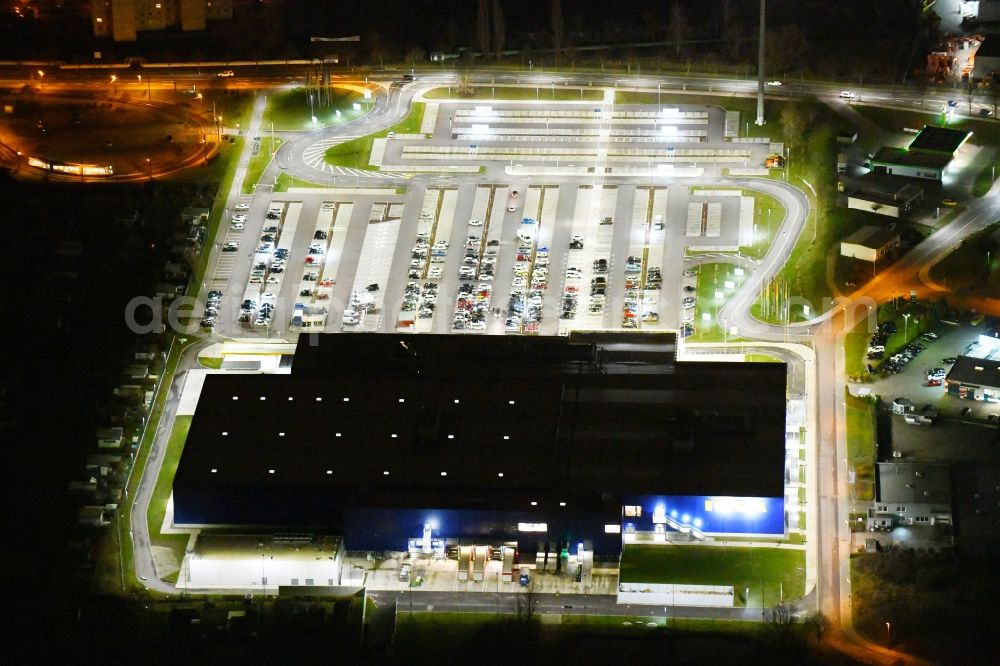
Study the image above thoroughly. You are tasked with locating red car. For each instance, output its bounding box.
[926,379,942,387]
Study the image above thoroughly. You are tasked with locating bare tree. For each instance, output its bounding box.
[405,47,426,68]
[551,0,564,64]
[670,1,688,57]
[720,0,734,31]
[803,611,830,643]
[761,604,807,660]
[723,24,742,62]
[515,580,538,620]
[477,0,491,58]
[492,0,506,60]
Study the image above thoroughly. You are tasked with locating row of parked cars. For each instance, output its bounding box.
[506,229,547,333]
[402,281,437,320]
[201,290,223,328]
[453,282,492,331]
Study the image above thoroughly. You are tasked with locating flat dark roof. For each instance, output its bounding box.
[871,147,951,171]
[173,333,787,527]
[907,125,971,155]
[946,355,1000,388]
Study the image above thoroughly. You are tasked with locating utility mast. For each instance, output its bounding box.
[756,0,766,126]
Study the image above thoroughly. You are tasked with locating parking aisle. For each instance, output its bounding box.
[641,187,669,330]
[557,186,595,335]
[344,203,403,331]
[262,201,304,334]
[538,184,578,336]
[477,185,513,335]
[287,201,341,331]
[326,201,389,331]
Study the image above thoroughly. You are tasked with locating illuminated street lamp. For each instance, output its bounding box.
[885,621,891,644]
[110,74,117,84]
[16,150,22,171]
[145,156,151,180]
[902,313,911,343]
[36,70,44,88]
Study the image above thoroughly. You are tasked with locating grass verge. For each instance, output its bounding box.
[198,356,222,369]
[274,172,326,191]
[323,102,425,170]
[263,88,366,130]
[973,153,1000,197]
[686,262,749,342]
[846,391,876,501]
[929,221,1000,290]
[619,545,805,607]
[146,415,192,569]
[241,136,282,194]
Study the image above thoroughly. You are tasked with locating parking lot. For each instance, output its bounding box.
[201,180,770,339]
[200,98,784,339]
[857,321,1000,421]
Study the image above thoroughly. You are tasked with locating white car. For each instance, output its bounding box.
[429,266,443,279]
[218,70,235,78]
[222,241,239,251]
[234,203,250,211]
[507,205,516,212]
[232,214,247,223]
[230,222,245,231]
[469,219,483,227]
[839,90,856,100]
[766,80,782,87]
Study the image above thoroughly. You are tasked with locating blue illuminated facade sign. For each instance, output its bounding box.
[622,495,786,537]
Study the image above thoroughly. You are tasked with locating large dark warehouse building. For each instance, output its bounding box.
[171,332,789,556]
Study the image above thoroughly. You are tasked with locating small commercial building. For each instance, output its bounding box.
[945,355,1000,400]
[869,125,971,181]
[868,462,952,532]
[179,534,343,591]
[847,181,924,219]
[840,225,901,263]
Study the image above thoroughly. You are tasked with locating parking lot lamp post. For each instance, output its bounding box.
[885,621,891,644]
[36,70,44,89]
[903,313,911,344]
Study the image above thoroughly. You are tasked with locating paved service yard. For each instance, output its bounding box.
[199,98,782,340]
